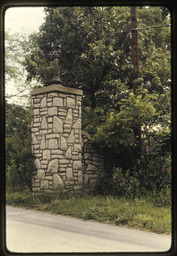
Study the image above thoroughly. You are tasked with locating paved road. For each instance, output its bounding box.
[6,206,171,253]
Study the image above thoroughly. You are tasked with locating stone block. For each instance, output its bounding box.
[35,153,42,158]
[53,97,63,106]
[43,150,50,160]
[78,170,83,185]
[34,103,41,108]
[87,164,97,171]
[65,146,72,159]
[31,128,39,132]
[59,159,70,164]
[66,168,73,180]
[33,187,40,192]
[84,153,91,160]
[84,174,89,184]
[41,97,46,108]
[37,169,45,179]
[32,133,38,144]
[41,180,48,189]
[41,164,47,169]
[76,96,82,101]
[48,107,57,115]
[34,159,41,169]
[64,124,72,130]
[48,139,58,149]
[48,93,58,97]
[41,116,48,129]
[65,109,73,124]
[53,116,63,133]
[73,160,82,170]
[51,149,63,155]
[67,97,75,108]
[73,119,81,129]
[51,155,64,159]
[39,130,48,135]
[33,109,39,115]
[68,130,75,143]
[48,117,53,123]
[45,176,53,180]
[46,134,60,139]
[40,111,48,115]
[47,159,58,173]
[34,117,40,123]
[53,174,64,188]
[40,135,46,149]
[59,93,66,98]
[74,144,81,152]
[72,155,79,160]
[41,160,48,164]
[33,122,40,127]
[34,98,40,103]
[61,136,67,150]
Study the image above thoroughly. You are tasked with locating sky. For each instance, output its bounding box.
[5,7,45,105]
[5,7,45,35]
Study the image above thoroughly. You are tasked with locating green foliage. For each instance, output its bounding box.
[6,103,35,192]
[92,87,169,147]
[6,190,36,207]
[96,130,171,197]
[24,7,171,109]
[15,6,171,197]
[35,189,70,204]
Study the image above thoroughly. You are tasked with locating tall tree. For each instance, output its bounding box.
[24,7,170,108]
[5,31,38,105]
[24,6,171,172]
[24,6,133,109]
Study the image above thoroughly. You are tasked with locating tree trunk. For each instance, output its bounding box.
[131,7,141,146]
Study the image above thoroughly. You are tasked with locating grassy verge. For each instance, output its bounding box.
[6,190,171,234]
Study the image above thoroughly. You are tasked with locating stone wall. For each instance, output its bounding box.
[82,131,104,192]
[31,84,104,194]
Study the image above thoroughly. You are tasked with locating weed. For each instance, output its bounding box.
[6,191,171,234]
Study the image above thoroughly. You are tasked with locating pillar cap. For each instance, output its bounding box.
[30,84,83,96]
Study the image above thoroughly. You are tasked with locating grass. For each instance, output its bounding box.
[6,190,171,235]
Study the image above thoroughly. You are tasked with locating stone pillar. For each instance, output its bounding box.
[31,84,83,194]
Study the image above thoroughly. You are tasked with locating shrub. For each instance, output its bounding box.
[6,190,36,207]
[6,103,36,192]
[111,141,171,197]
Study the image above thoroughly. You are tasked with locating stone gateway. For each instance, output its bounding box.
[31,84,104,194]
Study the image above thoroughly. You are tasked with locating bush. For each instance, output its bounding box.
[96,134,171,198]
[6,103,36,192]
[6,190,36,207]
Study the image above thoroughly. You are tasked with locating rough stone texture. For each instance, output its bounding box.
[31,84,83,194]
[47,159,58,174]
[53,174,64,188]
[31,84,104,194]
[82,131,104,192]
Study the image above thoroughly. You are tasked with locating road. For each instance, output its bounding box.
[6,206,171,253]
